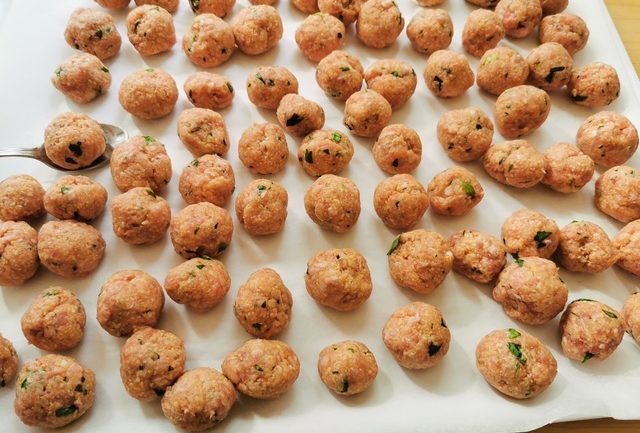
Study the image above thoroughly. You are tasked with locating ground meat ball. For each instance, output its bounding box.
[188,0,235,17]
[179,155,235,207]
[0,221,38,286]
[343,89,392,137]
[305,248,372,311]
[276,94,325,137]
[111,187,171,245]
[373,174,428,230]
[437,107,493,162]
[364,59,416,110]
[293,0,319,14]
[96,0,130,8]
[577,112,638,168]
[298,130,353,177]
[238,123,289,175]
[382,302,450,369]
[110,135,172,193]
[595,166,640,223]
[119,68,178,119]
[164,258,230,311]
[357,0,404,48]
[428,166,484,216]
[232,5,283,55]
[304,175,360,233]
[0,334,17,388]
[501,209,560,259]
[449,229,506,283]
[318,340,377,395]
[622,293,640,344]
[14,354,96,428]
[44,175,107,221]
[539,13,589,55]
[424,50,474,98]
[170,202,233,258]
[373,124,422,174]
[495,85,551,138]
[495,0,542,39]
[44,112,106,170]
[136,0,179,12]
[161,368,236,431]
[526,42,573,91]
[406,8,453,56]
[120,327,186,401]
[541,143,594,193]
[51,53,111,104]
[247,66,299,110]
[235,179,288,236]
[560,299,625,362]
[462,9,505,57]
[182,14,235,68]
[613,220,640,277]
[568,63,620,108]
[476,328,557,399]
[65,8,122,60]
[0,175,44,221]
[177,108,229,158]
[126,5,176,56]
[233,268,292,338]
[295,13,346,62]
[555,221,619,273]
[541,0,567,15]
[318,0,362,26]
[97,270,164,337]
[315,50,363,101]
[483,140,545,188]
[477,47,529,96]
[184,72,234,110]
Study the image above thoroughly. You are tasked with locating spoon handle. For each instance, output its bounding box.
[0,147,40,159]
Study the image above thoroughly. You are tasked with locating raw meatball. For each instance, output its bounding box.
[97,269,165,337]
[318,0,362,26]
[135,0,179,12]
[233,268,292,338]
[501,209,560,259]
[539,13,589,55]
[476,328,557,399]
[427,166,484,216]
[65,8,122,60]
[462,9,505,57]
[276,94,325,137]
[295,13,346,62]
[170,202,233,258]
[387,230,453,294]
[52,53,111,104]
[541,142,594,193]
[110,135,172,192]
[38,220,105,278]
[293,0,319,13]
[577,112,638,168]
[232,5,283,55]
[373,174,429,230]
[495,85,550,138]
[613,220,640,276]
[568,63,620,107]
[184,72,234,110]
[44,112,106,170]
[406,8,453,56]
[177,108,229,158]
[305,248,372,311]
[364,59,417,109]
[298,129,353,177]
[343,89,392,138]
[14,354,96,428]
[318,340,377,395]
[126,5,176,56]
[120,327,186,401]
[182,14,235,67]
[495,0,542,39]
[179,154,235,207]
[315,50,363,101]
[304,175,361,233]
[44,175,107,221]
[188,0,234,17]
[119,68,178,119]
[161,368,236,431]
[0,334,17,388]
[0,175,44,221]
[476,47,529,96]
[483,140,545,188]
[423,50,474,98]
[164,258,230,311]
[111,187,171,245]
[595,166,640,223]
[0,221,38,286]
[560,299,625,362]
[526,42,573,91]
[449,229,506,283]
[382,302,450,369]
[222,339,300,399]
[238,123,289,175]
[247,66,299,110]
[356,0,404,49]
[235,179,288,236]
[555,220,619,273]
[95,0,130,7]
[622,293,640,344]
[541,0,567,15]
[437,107,493,162]
[373,124,422,174]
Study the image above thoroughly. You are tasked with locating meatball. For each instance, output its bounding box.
[373,174,429,230]
[555,220,619,273]
[560,299,625,362]
[298,129,353,177]
[182,14,235,68]
[0,334,17,388]
[539,13,589,55]
[305,248,372,311]
[44,112,106,170]
[526,42,573,91]
[494,85,550,138]
[233,268,293,338]
[423,50,474,98]
[135,0,179,13]
[541,0,568,15]
[97,269,165,337]
[276,94,325,137]
[476,328,557,399]
[476,46,529,96]
[462,9,505,57]
[111,187,171,245]
[315,50,363,101]
[222,339,299,399]
[120,327,186,401]
[170,202,233,259]
[427,166,484,216]
[343,89,392,137]
[437,107,493,162]
[119,68,178,119]
[126,5,176,56]
[164,258,230,311]
[232,5,283,55]
[235,179,288,236]
[501,209,560,259]
[356,0,404,49]
[577,112,638,168]
[382,302,450,369]
[14,354,96,428]
[295,13,346,62]
[179,154,235,207]
[364,59,417,109]
[595,166,640,223]
[177,108,229,158]
[406,8,453,56]
[95,0,130,7]
[292,0,319,13]
[184,72,234,110]
[188,0,235,17]
[52,53,111,104]
[0,175,44,221]
[541,142,594,193]
[110,135,172,193]
[161,368,236,431]
[238,123,289,175]
[373,124,422,174]
[247,66,299,110]
[483,140,545,188]
[622,293,640,344]
[318,0,361,26]
[0,221,38,286]
[613,220,640,277]
[44,175,107,221]
[495,0,542,39]
[568,63,620,108]
[64,8,122,60]
[318,340,377,395]
[304,175,361,233]
[449,229,506,283]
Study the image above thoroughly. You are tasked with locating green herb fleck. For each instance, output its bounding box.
[534,231,552,248]
[146,189,156,199]
[254,364,264,372]
[515,258,524,267]
[255,73,265,84]
[252,323,262,331]
[460,180,475,198]
[339,66,350,72]
[150,351,160,360]
[304,149,313,164]
[257,184,267,191]
[508,328,521,339]
[190,0,200,11]
[340,379,349,393]
[391,71,400,77]
[286,114,304,127]
[101,66,109,73]
[196,264,205,270]
[21,378,28,389]
[55,67,63,77]
[190,158,199,167]
[571,298,595,304]
[582,352,594,363]
[226,81,234,93]
[143,135,154,144]
[428,343,441,356]
[507,342,526,365]
[217,242,228,253]
[145,68,155,72]
[387,235,400,256]
[60,186,70,194]
[55,405,78,417]
[332,132,342,143]
[602,309,618,319]
[95,29,103,39]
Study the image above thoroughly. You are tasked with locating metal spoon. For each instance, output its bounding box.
[0,124,128,172]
